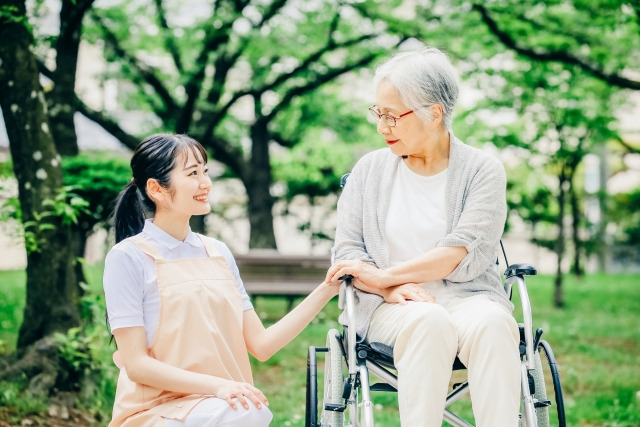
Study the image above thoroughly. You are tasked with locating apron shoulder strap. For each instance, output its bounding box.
[195,233,223,258]
[127,235,164,260]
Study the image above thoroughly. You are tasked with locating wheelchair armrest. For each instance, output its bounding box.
[504,263,537,279]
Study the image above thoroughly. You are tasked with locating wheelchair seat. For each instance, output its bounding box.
[355,340,466,372]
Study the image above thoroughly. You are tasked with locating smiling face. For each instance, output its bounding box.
[374,79,441,159]
[152,147,212,222]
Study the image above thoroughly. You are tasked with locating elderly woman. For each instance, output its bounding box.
[325,47,520,426]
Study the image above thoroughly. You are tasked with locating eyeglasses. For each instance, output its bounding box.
[368,105,414,127]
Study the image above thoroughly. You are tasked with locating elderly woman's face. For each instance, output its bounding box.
[374,79,432,157]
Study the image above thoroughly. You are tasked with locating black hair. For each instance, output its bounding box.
[111,133,208,243]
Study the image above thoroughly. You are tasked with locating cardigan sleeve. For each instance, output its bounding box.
[438,158,507,283]
[332,160,376,265]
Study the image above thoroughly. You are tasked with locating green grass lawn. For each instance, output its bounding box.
[0,268,638,426]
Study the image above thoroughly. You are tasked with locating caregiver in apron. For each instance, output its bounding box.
[103,134,339,426]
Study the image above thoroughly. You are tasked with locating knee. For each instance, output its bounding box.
[237,405,273,426]
[397,304,456,346]
[472,307,519,346]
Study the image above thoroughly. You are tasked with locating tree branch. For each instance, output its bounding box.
[92,13,179,118]
[200,133,248,182]
[59,0,95,42]
[260,0,288,24]
[74,97,140,150]
[38,59,140,150]
[631,1,640,29]
[176,18,236,133]
[152,0,183,72]
[264,51,379,122]
[194,0,292,128]
[209,30,378,132]
[614,134,640,154]
[270,131,295,148]
[37,60,53,80]
[472,3,640,90]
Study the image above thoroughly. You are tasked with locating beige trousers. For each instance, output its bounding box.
[366,295,520,427]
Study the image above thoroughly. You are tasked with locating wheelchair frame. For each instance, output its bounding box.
[305,264,566,427]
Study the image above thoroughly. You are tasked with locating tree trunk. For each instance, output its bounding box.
[47,0,86,156]
[569,171,583,278]
[0,0,82,356]
[596,143,609,272]
[553,167,567,308]
[247,117,277,249]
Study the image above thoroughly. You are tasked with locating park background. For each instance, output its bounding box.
[0,0,639,425]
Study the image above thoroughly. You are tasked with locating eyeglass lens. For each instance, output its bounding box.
[368,108,396,127]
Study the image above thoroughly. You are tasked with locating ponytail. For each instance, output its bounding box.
[112,180,146,243]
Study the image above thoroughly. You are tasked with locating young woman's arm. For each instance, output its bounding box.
[113,327,268,410]
[242,282,339,361]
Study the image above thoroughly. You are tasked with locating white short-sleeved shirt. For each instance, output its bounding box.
[384,161,451,304]
[103,219,253,347]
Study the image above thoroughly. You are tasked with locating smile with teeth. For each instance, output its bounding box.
[194,194,208,201]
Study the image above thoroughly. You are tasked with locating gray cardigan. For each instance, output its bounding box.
[332,135,512,338]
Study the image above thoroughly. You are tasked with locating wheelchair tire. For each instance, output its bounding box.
[321,329,345,427]
[532,350,550,427]
[538,340,566,427]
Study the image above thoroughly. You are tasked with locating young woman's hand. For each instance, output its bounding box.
[215,379,269,411]
[381,283,436,305]
[324,279,341,297]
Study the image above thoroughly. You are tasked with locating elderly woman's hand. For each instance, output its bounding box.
[325,259,394,289]
[380,283,436,305]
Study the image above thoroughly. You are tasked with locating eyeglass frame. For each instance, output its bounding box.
[368,105,415,127]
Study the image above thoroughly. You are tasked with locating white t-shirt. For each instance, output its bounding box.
[103,219,253,347]
[384,160,451,304]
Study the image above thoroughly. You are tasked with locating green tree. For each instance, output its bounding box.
[463,58,621,306]
[471,1,640,92]
[272,88,380,248]
[0,0,83,395]
[70,0,396,248]
[27,0,101,300]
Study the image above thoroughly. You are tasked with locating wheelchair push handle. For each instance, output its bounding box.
[505,263,537,279]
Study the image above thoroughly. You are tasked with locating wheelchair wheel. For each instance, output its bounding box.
[532,349,550,427]
[537,340,566,427]
[321,329,345,427]
[538,340,567,427]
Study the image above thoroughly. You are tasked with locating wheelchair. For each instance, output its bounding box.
[305,258,566,427]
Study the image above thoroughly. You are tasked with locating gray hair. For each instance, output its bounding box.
[374,47,459,132]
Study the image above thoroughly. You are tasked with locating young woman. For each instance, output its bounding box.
[103,133,338,426]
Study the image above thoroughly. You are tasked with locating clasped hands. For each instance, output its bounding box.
[325,259,435,305]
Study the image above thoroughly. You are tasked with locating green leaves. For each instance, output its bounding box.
[0,5,32,33]
[61,152,131,227]
[20,186,91,254]
[41,186,90,226]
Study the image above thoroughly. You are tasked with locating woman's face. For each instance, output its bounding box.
[373,79,434,158]
[158,148,212,218]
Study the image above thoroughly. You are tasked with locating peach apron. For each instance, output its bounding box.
[110,235,253,427]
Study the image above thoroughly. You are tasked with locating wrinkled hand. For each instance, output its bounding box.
[215,379,269,410]
[381,283,436,305]
[325,259,392,290]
